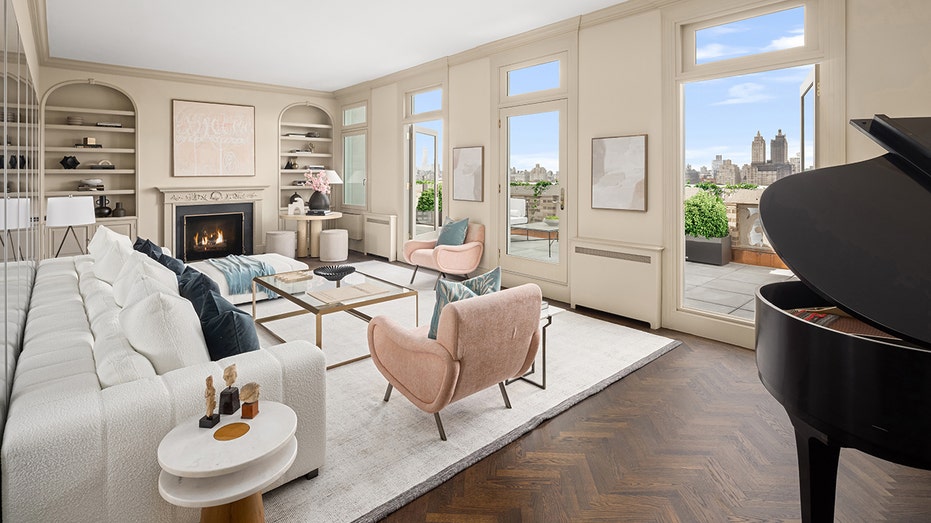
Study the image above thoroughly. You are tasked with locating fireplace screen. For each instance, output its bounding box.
[183,212,245,261]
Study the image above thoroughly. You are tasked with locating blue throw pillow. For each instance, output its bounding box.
[200,291,260,360]
[428,280,477,340]
[133,237,162,260]
[427,267,501,339]
[178,268,220,315]
[157,253,185,275]
[435,217,469,247]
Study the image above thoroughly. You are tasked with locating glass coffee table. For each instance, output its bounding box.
[252,269,418,370]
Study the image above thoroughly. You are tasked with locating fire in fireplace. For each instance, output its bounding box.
[183,212,244,261]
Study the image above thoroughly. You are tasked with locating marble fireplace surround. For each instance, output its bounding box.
[158,186,269,257]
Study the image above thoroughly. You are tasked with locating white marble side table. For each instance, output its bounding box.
[157,401,297,523]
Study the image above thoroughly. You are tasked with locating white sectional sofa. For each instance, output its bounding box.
[1,233,326,522]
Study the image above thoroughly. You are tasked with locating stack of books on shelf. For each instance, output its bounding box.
[95,122,122,128]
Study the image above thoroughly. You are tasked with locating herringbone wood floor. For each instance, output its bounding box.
[379,307,931,522]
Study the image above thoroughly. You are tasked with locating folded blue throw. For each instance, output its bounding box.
[206,255,278,299]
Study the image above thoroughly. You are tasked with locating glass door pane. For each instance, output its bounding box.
[410,125,440,239]
[499,100,567,283]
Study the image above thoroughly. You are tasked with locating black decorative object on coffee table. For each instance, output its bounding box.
[313,265,356,282]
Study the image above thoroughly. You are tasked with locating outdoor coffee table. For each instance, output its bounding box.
[252,269,418,370]
[511,222,559,257]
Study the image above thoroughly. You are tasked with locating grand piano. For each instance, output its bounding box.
[755,114,931,522]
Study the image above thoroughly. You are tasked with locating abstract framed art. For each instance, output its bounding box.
[451,146,484,202]
[591,134,647,211]
[172,100,256,177]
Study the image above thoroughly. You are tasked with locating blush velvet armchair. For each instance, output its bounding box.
[367,283,542,440]
[404,223,485,286]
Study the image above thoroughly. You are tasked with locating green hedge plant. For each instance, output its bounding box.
[684,190,728,239]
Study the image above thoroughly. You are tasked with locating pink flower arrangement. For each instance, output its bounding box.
[303,170,330,194]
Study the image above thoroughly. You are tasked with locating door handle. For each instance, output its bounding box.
[560,188,565,210]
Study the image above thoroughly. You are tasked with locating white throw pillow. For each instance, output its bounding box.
[119,292,210,374]
[113,252,178,307]
[124,274,180,306]
[93,334,157,387]
[88,225,123,258]
[93,236,133,284]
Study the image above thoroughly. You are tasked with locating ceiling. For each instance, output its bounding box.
[44,0,625,93]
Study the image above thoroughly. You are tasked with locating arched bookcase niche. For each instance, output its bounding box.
[277,103,335,211]
[41,80,139,256]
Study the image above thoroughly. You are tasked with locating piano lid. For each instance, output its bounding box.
[759,115,931,348]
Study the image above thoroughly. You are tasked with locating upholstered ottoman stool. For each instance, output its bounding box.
[266,230,297,258]
[319,229,349,262]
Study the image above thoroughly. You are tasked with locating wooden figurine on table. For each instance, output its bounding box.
[199,375,220,428]
[219,364,240,415]
[240,382,260,419]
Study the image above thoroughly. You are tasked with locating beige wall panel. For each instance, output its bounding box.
[846,0,931,162]
[38,66,336,247]
[367,83,403,255]
[447,57,493,272]
[577,11,663,245]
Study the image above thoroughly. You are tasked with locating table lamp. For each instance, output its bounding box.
[0,197,31,260]
[46,195,95,257]
[324,170,343,186]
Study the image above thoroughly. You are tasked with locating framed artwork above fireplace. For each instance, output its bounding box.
[172,100,256,177]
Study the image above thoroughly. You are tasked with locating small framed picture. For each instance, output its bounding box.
[591,134,647,211]
[451,146,484,202]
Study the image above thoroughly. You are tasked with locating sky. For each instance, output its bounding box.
[685,7,813,170]
[412,6,811,178]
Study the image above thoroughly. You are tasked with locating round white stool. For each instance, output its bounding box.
[266,231,297,258]
[319,229,349,262]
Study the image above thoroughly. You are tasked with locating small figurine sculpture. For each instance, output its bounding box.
[240,382,260,419]
[219,364,241,415]
[199,375,220,428]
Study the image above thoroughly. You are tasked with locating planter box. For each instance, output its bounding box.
[686,235,731,266]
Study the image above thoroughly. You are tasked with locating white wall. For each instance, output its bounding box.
[577,11,664,244]
[846,0,931,161]
[38,66,336,247]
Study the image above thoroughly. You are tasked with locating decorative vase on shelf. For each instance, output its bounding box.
[94,195,112,218]
[111,202,126,217]
[289,192,302,204]
[307,190,329,211]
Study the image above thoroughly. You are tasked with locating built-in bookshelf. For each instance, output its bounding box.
[278,104,333,210]
[42,83,138,256]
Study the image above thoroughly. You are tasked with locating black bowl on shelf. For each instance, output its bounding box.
[313,265,356,282]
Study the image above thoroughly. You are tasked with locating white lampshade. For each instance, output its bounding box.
[0,198,31,230]
[46,196,96,227]
[324,170,343,185]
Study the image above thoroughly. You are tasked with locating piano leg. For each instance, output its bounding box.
[792,417,841,523]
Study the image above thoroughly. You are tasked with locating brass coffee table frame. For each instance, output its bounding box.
[252,271,418,370]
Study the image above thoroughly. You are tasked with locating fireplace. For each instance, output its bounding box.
[159,186,267,260]
[174,202,254,261]
[183,212,244,261]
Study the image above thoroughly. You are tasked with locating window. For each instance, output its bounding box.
[507,60,560,96]
[343,104,366,127]
[411,88,441,115]
[341,102,367,207]
[342,132,366,207]
[695,6,805,65]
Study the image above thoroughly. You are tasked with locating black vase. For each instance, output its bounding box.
[308,190,329,211]
[289,192,302,204]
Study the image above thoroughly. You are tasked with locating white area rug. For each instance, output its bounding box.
[250,261,680,522]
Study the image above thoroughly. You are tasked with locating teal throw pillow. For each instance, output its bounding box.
[435,217,469,247]
[427,267,501,340]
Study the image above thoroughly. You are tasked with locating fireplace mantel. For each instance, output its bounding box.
[158,186,269,254]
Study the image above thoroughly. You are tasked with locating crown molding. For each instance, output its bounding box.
[334,57,449,98]
[447,17,580,67]
[580,0,685,28]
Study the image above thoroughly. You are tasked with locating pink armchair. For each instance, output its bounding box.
[367,284,542,440]
[404,223,485,286]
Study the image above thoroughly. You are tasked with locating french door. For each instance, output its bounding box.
[407,124,440,240]
[498,100,567,283]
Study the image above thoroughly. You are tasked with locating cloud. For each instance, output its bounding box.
[702,24,748,37]
[696,43,749,61]
[764,28,805,51]
[712,82,773,105]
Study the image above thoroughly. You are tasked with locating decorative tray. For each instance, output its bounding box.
[313,265,356,282]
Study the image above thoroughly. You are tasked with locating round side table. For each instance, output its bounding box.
[157,401,297,522]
